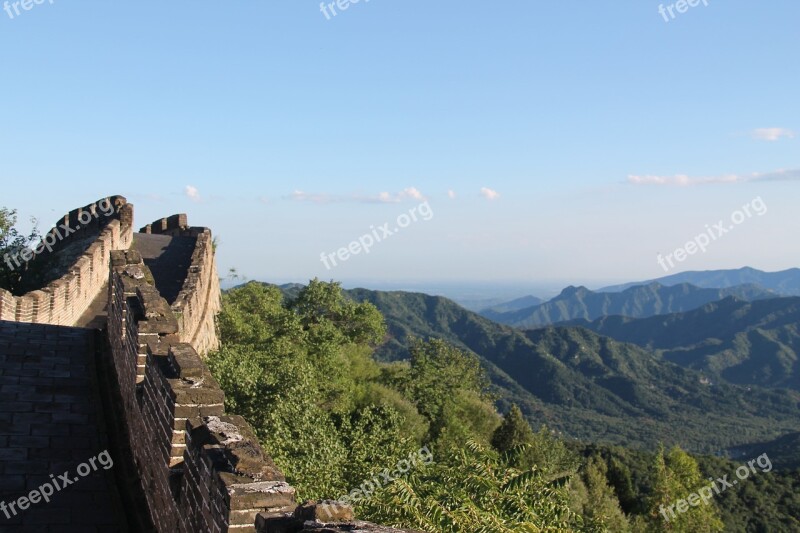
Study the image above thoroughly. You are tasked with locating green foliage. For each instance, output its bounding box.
[289,278,386,346]
[208,281,410,500]
[521,426,581,476]
[605,456,639,515]
[361,441,595,533]
[211,282,626,530]
[212,281,800,531]
[355,380,430,443]
[574,443,800,532]
[337,405,413,487]
[491,404,534,454]
[0,207,40,293]
[401,338,494,443]
[694,455,800,533]
[571,455,631,532]
[636,446,724,533]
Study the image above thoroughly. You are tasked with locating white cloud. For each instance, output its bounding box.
[752,128,795,141]
[288,187,426,204]
[447,189,456,199]
[627,174,741,186]
[185,185,201,202]
[480,187,500,200]
[627,168,800,187]
[290,190,332,204]
[370,187,425,203]
[401,187,424,201]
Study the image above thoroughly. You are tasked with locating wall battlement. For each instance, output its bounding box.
[107,249,296,531]
[171,228,221,355]
[0,195,133,325]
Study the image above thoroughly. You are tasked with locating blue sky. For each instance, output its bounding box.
[1,1,798,292]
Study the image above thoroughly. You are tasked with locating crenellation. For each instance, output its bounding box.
[139,213,189,236]
[2,196,133,326]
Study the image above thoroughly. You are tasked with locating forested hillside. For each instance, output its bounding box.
[209,280,800,532]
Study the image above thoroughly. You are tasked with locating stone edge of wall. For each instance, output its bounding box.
[107,249,295,533]
[138,214,221,356]
[0,195,133,326]
[106,249,421,533]
[171,228,221,356]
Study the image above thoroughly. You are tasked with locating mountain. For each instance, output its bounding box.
[338,287,800,456]
[599,266,800,295]
[278,283,305,298]
[480,282,775,328]
[727,431,800,471]
[563,296,800,391]
[479,295,543,319]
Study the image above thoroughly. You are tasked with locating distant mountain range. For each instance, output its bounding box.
[479,295,544,316]
[478,282,775,328]
[563,296,800,391]
[336,287,800,456]
[599,266,800,295]
[266,277,800,464]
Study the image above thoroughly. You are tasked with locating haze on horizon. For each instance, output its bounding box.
[1,1,798,285]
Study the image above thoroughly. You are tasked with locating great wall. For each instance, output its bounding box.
[0,196,417,532]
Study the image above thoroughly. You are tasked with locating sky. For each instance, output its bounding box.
[1,1,798,296]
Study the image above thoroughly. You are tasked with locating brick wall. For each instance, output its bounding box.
[138,216,221,355]
[171,229,221,356]
[0,196,133,325]
[106,250,295,533]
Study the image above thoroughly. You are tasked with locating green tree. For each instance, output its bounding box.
[574,455,630,532]
[361,440,596,533]
[288,278,386,346]
[639,446,724,532]
[491,404,534,454]
[402,338,492,442]
[209,281,632,531]
[0,207,40,293]
[606,456,639,515]
[337,404,414,489]
[209,281,411,500]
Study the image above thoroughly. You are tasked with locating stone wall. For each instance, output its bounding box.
[107,250,296,532]
[0,195,133,325]
[139,216,221,355]
[139,214,189,236]
[172,229,221,355]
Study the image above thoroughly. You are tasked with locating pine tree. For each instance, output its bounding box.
[642,446,724,532]
[491,404,534,453]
